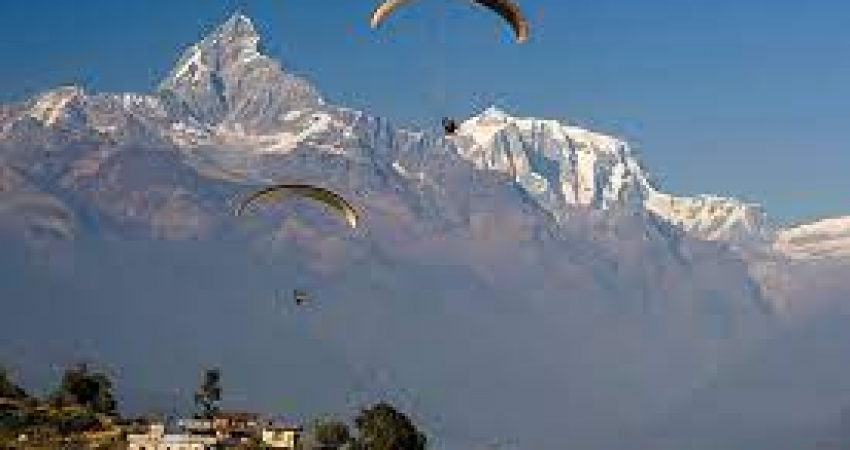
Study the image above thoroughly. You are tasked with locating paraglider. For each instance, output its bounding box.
[442,117,459,135]
[369,0,530,43]
[293,289,310,306]
[234,183,359,230]
[235,183,360,309]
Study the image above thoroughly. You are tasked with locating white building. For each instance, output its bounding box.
[177,418,214,433]
[126,423,217,450]
[261,424,302,449]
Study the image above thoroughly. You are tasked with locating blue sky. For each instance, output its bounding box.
[1,0,848,225]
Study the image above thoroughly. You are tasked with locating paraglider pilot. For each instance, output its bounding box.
[293,289,309,306]
[442,117,459,136]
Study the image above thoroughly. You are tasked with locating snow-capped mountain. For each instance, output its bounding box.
[774,216,850,261]
[0,13,801,250]
[27,86,88,127]
[455,106,774,243]
[142,14,783,246]
[0,12,844,314]
[158,14,323,132]
[1,12,844,308]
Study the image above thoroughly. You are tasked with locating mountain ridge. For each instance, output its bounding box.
[3,13,810,249]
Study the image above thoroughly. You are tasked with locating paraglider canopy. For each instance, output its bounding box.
[234,183,360,230]
[370,0,530,43]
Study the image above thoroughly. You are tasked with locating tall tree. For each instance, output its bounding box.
[310,416,352,449]
[0,364,28,400]
[194,367,222,419]
[354,402,426,450]
[50,362,116,415]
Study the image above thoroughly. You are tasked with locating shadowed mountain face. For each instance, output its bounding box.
[1,13,848,450]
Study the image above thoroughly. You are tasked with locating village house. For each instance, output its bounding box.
[126,422,217,450]
[261,423,303,449]
[212,411,261,439]
[177,412,260,442]
[125,412,303,449]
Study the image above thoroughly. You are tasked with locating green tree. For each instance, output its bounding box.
[194,368,222,419]
[353,402,426,450]
[52,407,102,434]
[50,362,116,415]
[0,365,28,401]
[310,416,352,449]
